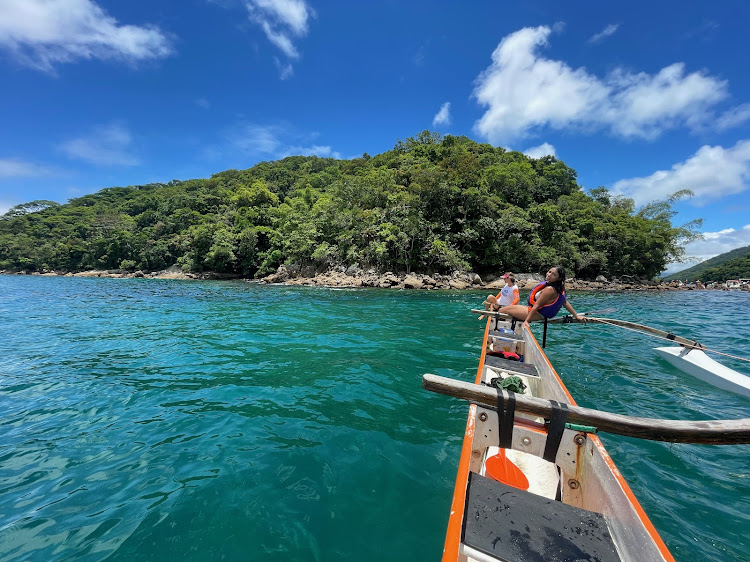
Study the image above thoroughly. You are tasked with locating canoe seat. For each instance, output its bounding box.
[488,330,524,342]
[484,355,539,378]
[462,471,619,562]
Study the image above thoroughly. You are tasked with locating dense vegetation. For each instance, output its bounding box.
[0,132,699,280]
[664,245,750,282]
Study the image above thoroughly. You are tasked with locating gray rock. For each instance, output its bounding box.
[403,274,424,289]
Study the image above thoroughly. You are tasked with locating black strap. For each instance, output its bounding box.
[542,317,549,348]
[496,390,516,448]
[543,400,569,462]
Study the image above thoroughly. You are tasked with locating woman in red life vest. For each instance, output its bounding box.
[496,266,585,329]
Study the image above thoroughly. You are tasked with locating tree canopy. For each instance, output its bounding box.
[0,132,697,280]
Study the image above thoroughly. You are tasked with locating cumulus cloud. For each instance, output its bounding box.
[473,26,729,145]
[245,0,313,77]
[60,122,140,166]
[588,24,619,43]
[0,0,173,72]
[432,102,451,128]
[663,224,750,276]
[611,140,750,206]
[523,143,556,158]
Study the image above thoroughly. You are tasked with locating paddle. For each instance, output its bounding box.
[423,373,750,445]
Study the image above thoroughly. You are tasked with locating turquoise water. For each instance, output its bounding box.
[0,276,748,561]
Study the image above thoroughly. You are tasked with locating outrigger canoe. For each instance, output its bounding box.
[422,313,750,562]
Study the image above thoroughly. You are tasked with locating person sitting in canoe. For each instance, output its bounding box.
[482,272,519,312]
[496,266,585,328]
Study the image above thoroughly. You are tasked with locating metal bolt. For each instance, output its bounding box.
[478,412,488,422]
[521,437,531,446]
[568,479,580,489]
[574,434,586,446]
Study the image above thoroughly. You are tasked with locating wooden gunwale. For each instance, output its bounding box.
[438,319,676,561]
[524,326,674,562]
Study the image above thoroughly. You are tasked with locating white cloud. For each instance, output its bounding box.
[0,0,173,72]
[611,140,750,206]
[60,122,140,166]
[716,103,750,131]
[0,157,51,178]
[250,0,310,35]
[473,26,729,145]
[245,0,313,73]
[274,57,294,80]
[260,20,298,58]
[432,102,451,128]
[663,224,750,276]
[523,143,556,158]
[588,24,619,43]
[227,123,339,160]
[280,145,341,159]
[230,124,284,155]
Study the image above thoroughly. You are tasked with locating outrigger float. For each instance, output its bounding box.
[546,314,750,399]
[424,311,750,562]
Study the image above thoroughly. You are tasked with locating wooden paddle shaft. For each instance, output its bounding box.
[423,374,750,445]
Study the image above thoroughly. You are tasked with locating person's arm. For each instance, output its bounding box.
[563,300,585,322]
[511,286,519,306]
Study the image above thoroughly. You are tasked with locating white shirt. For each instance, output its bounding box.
[498,283,519,306]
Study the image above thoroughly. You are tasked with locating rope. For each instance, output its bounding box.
[589,317,750,365]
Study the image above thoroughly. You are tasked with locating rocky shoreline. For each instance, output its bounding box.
[5,265,745,292]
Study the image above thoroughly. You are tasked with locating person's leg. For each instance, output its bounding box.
[496,305,545,322]
[483,294,499,310]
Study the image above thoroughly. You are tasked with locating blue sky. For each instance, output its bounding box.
[1,1,750,274]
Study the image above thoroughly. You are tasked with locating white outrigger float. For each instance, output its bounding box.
[550,315,750,399]
[424,311,750,562]
[654,346,750,398]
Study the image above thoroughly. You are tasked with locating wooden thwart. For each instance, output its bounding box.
[422,373,750,445]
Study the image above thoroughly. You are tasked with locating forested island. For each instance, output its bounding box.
[0,131,699,281]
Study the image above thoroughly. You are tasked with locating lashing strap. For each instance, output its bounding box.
[543,400,569,462]
[496,390,516,448]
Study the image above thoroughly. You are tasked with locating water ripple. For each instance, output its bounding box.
[0,277,748,560]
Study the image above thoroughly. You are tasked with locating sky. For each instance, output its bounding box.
[1,1,750,275]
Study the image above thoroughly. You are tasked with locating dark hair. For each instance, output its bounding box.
[547,265,566,295]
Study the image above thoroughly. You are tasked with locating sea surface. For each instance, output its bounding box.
[0,275,748,561]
